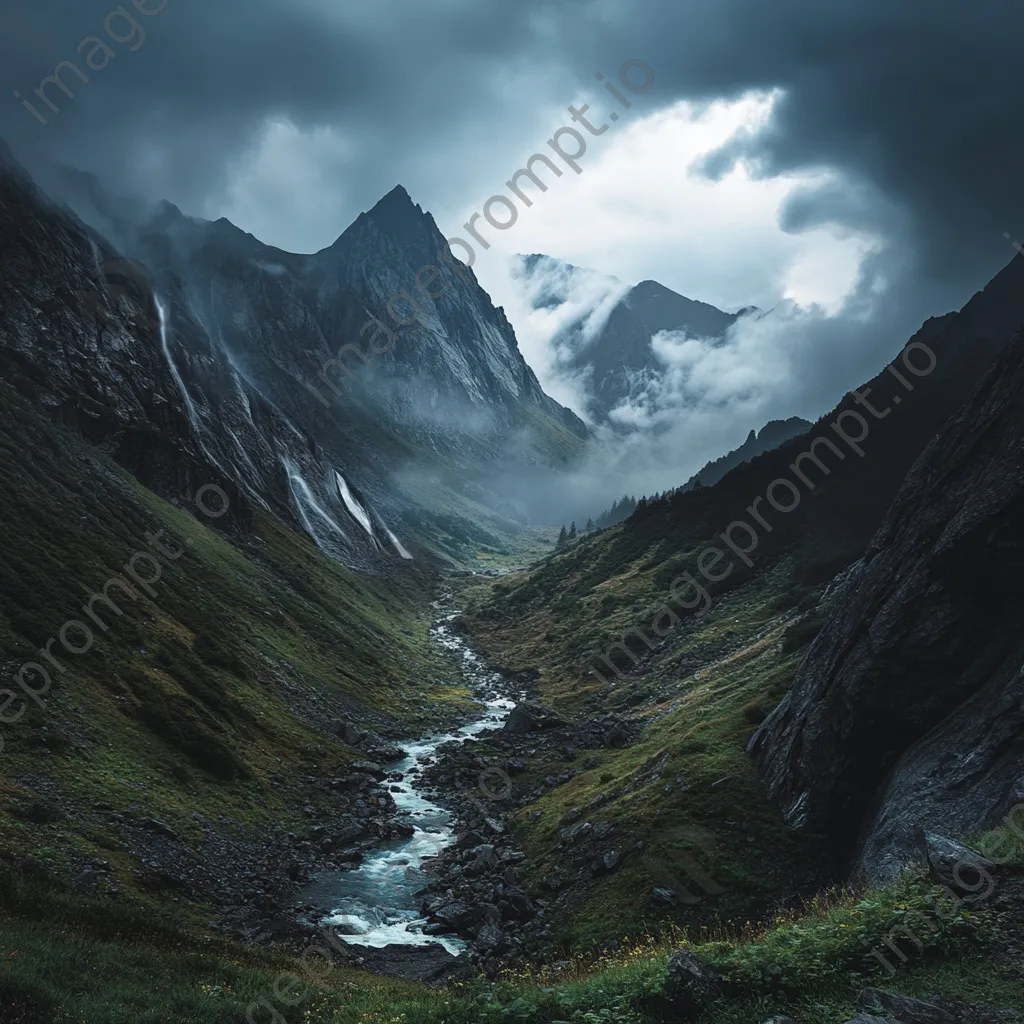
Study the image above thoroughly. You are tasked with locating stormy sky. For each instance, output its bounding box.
[3,0,1023,498]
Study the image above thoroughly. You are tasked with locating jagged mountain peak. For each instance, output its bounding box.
[320,182,440,263]
[629,278,671,296]
[683,415,811,492]
[364,183,429,236]
[370,183,420,214]
[623,277,740,329]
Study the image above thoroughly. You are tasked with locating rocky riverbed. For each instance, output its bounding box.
[290,594,530,979]
[411,686,645,974]
[171,583,647,982]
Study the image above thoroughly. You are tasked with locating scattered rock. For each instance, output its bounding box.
[333,824,367,846]
[139,818,178,839]
[431,901,485,929]
[559,821,593,845]
[857,987,955,1024]
[337,721,367,746]
[560,807,584,826]
[350,760,388,781]
[662,949,718,1014]
[475,921,507,953]
[422,921,453,936]
[503,701,567,735]
[593,850,621,874]
[921,832,996,894]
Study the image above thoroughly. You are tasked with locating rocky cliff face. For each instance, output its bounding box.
[317,190,585,437]
[750,327,1024,884]
[0,145,588,566]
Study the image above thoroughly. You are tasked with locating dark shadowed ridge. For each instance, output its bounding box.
[682,416,813,492]
[751,323,1024,884]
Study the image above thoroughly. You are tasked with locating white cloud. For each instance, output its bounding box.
[456,91,879,316]
[447,89,885,500]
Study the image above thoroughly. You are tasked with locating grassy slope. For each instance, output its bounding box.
[455,523,830,947]
[0,378,473,915]
[445,527,1024,1022]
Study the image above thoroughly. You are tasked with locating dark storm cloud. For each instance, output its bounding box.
[0,0,584,230]
[2,0,1022,350]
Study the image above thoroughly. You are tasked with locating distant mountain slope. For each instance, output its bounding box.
[683,416,811,491]
[514,254,751,425]
[471,248,1024,691]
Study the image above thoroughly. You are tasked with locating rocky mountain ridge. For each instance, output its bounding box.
[682,416,812,492]
[0,142,588,570]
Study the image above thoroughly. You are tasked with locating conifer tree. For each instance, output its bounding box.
[556,525,568,548]
[568,521,577,539]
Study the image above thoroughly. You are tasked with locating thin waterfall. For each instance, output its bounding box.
[385,525,414,560]
[156,297,201,430]
[335,471,375,538]
[283,457,348,547]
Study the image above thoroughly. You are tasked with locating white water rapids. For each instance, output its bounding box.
[302,615,518,955]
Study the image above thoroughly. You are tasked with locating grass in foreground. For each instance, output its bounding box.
[2,842,1021,1023]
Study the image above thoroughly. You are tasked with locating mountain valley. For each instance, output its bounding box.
[1,135,1023,1024]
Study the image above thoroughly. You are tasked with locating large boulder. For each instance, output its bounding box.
[503,701,567,734]
[857,987,955,1024]
[337,721,367,746]
[920,833,996,893]
[660,949,717,1015]
[336,722,408,763]
[350,760,387,781]
[750,330,1024,881]
[474,921,507,953]
[430,901,485,930]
